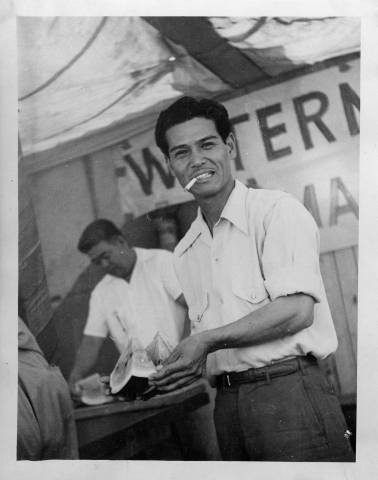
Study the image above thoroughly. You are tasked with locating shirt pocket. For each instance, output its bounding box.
[232,274,269,306]
[188,292,209,325]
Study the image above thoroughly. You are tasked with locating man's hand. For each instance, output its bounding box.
[68,378,83,403]
[148,333,209,392]
[99,375,111,395]
[67,334,105,403]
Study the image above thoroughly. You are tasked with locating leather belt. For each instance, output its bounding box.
[215,355,318,389]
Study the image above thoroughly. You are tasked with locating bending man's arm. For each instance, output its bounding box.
[68,334,104,400]
[149,293,314,392]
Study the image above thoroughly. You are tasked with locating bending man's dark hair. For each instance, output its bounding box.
[78,219,123,254]
[155,96,232,157]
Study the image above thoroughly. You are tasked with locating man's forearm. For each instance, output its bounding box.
[68,335,104,385]
[201,293,314,354]
[68,354,96,385]
[149,294,315,391]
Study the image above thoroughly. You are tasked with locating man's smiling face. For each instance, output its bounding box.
[165,117,236,199]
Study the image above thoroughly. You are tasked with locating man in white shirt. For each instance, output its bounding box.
[68,219,187,398]
[149,96,354,461]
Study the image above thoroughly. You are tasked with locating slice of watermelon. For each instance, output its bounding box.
[145,332,173,365]
[109,349,156,396]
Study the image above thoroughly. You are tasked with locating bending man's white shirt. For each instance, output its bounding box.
[84,247,186,352]
[173,180,337,381]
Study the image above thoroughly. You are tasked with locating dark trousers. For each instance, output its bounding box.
[214,362,355,461]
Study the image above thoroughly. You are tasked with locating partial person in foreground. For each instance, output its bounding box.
[18,317,78,460]
[68,219,188,398]
[149,96,354,461]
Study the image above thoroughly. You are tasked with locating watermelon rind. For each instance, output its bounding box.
[110,350,156,394]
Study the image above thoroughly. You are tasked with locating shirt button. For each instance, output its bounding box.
[251,293,256,300]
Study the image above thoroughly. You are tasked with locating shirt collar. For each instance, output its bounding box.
[220,179,249,234]
[175,212,205,257]
[133,247,154,263]
[175,180,250,257]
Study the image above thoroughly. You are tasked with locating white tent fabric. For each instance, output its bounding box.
[18,16,360,158]
[18,17,228,156]
[209,17,360,75]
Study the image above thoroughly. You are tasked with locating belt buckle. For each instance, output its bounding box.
[225,373,231,387]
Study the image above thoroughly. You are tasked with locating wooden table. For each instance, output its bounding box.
[74,380,210,459]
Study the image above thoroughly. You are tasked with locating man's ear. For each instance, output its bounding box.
[226,132,237,160]
[116,235,126,246]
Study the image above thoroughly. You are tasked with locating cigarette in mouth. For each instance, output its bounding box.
[184,177,198,191]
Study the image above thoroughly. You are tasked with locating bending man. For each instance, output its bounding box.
[68,219,187,397]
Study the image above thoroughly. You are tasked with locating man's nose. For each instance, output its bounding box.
[190,148,206,167]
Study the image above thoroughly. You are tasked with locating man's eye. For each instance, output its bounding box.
[174,150,189,159]
[94,254,109,265]
[202,142,215,149]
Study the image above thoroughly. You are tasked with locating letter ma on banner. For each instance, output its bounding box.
[114,58,359,253]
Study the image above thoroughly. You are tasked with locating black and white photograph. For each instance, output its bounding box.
[1,1,378,479]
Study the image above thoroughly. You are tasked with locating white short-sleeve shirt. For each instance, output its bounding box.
[174,180,337,377]
[84,248,186,353]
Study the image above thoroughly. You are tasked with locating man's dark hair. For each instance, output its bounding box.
[78,219,123,254]
[155,96,232,156]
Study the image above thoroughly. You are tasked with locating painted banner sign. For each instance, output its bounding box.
[114,58,359,253]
